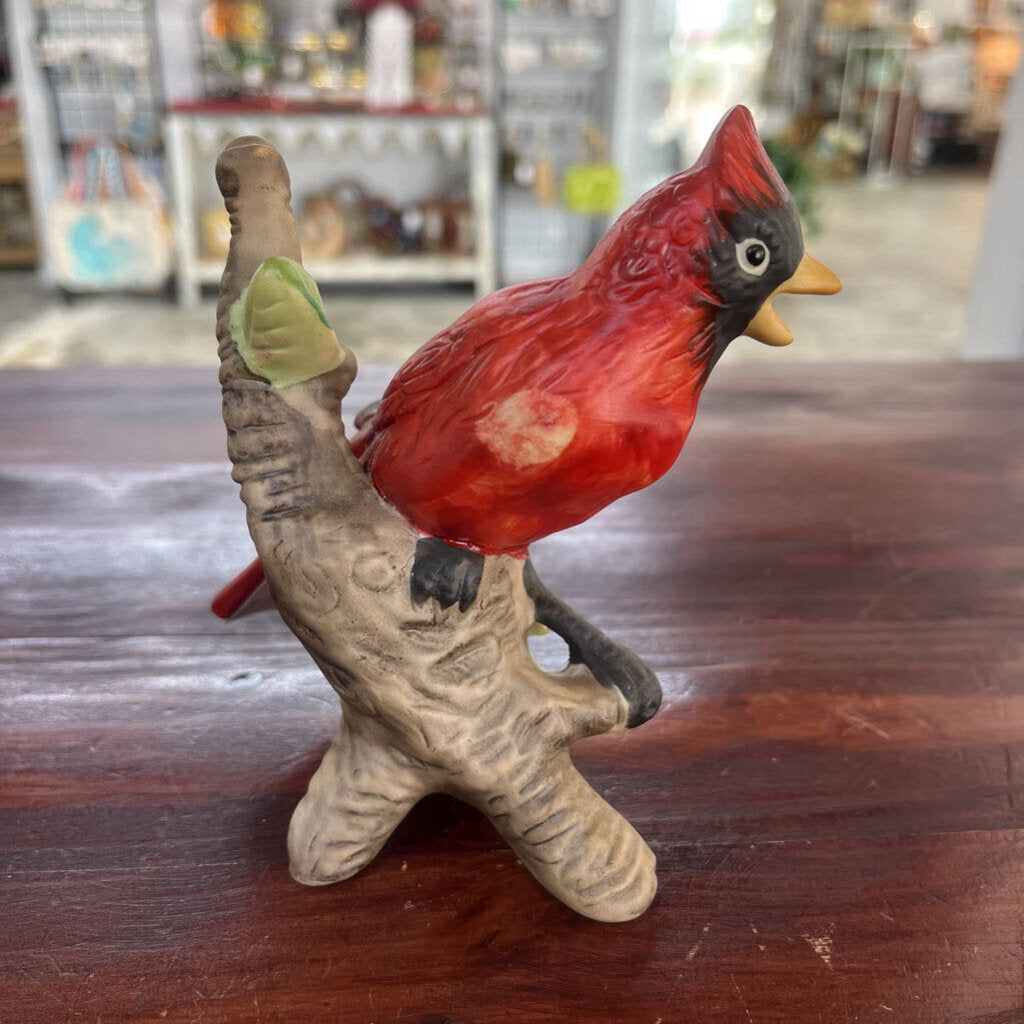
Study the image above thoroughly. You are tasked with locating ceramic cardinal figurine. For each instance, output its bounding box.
[211,112,843,920]
[213,105,839,620]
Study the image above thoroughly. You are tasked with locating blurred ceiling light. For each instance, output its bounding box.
[911,9,939,45]
[674,0,730,38]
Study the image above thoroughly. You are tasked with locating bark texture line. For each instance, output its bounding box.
[213,135,657,922]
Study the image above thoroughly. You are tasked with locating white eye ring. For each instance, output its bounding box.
[736,238,770,276]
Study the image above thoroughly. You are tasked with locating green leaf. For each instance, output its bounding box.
[230,257,344,389]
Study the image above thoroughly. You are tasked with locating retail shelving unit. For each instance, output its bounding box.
[165,104,497,306]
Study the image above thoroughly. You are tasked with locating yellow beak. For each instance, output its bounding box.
[743,253,842,347]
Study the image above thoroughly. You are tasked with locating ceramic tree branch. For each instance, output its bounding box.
[212,108,839,923]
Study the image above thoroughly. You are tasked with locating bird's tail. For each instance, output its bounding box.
[211,557,265,619]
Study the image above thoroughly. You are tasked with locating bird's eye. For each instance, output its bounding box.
[736,238,770,277]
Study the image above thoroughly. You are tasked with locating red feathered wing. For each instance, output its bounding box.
[354,276,696,555]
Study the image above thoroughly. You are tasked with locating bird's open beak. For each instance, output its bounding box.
[743,253,842,347]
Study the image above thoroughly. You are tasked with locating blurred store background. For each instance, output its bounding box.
[0,0,1021,367]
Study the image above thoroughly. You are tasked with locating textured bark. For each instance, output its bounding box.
[214,136,657,922]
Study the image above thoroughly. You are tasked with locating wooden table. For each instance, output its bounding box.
[2,362,1023,1024]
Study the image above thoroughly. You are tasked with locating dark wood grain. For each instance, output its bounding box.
[1,362,1023,1023]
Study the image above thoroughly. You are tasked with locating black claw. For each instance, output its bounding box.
[410,537,484,613]
[523,561,662,729]
[573,634,663,728]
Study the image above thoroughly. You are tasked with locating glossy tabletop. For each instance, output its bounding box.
[1,362,1023,1024]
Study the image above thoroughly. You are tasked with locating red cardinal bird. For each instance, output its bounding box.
[213,105,839,618]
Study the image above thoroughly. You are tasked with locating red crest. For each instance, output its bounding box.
[696,106,788,214]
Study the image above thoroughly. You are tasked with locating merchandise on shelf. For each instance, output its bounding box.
[364,2,416,109]
[200,0,275,92]
[298,194,350,259]
[200,207,231,260]
[49,138,172,291]
[0,99,36,266]
[196,0,488,113]
[204,170,474,263]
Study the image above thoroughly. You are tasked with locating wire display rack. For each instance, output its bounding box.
[35,0,164,157]
[496,1,618,283]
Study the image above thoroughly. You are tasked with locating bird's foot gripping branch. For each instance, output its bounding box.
[213,135,660,922]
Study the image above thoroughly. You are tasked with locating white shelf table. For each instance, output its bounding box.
[165,109,497,307]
